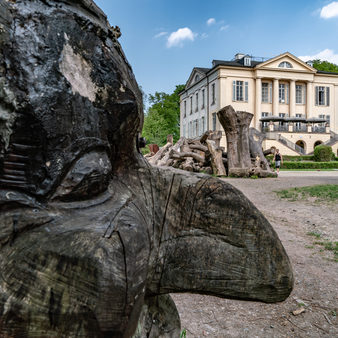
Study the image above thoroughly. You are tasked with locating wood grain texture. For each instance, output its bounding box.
[0,1,292,336]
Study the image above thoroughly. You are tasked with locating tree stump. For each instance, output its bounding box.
[217,105,253,176]
[218,105,276,177]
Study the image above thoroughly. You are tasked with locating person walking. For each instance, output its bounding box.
[273,149,283,174]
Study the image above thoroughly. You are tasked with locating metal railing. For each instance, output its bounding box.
[278,135,305,154]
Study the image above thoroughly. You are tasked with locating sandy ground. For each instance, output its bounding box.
[171,171,338,337]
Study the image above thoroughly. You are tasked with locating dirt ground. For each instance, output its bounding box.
[171,171,338,337]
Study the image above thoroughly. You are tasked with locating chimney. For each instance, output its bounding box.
[234,53,245,60]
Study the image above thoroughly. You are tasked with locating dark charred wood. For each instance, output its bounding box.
[0,2,292,337]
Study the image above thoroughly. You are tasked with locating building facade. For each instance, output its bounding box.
[179,52,338,155]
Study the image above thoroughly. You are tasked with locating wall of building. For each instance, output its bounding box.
[279,132,331,154]
[180,53,338,156]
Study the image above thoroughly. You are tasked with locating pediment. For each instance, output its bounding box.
[186,68,208,88]
[255,52,316,73]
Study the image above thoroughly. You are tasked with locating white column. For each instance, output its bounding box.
[255,77,262,129]
[290,80,296,117]
[307,81,313,118]
[273,78,279,116]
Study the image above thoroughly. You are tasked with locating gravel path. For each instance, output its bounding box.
[172,172,338,337]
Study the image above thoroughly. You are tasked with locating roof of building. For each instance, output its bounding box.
[316,70,338,75]
[195,67,210,73]
[181,52,338,94]
[212,59,262,68]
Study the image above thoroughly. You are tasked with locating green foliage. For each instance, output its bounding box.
[142,84,185,146]
[180,328,187,338]
[312,59,338,73]
[313,145,333,162]
[276,184,338,202]
[279,161,338,169]
[267,155,314,162]
[307,231,321,239]
[314,241,338,262]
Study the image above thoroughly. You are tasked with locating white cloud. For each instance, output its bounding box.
[320,1,338,19]
[201,33,208,39]
[207,18,216,26]
[298,49,338,63]
[166,27,195,48]
[154,31,167,39]
[220,25,229,31]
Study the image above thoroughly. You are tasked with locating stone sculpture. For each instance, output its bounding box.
[0,0,293,336]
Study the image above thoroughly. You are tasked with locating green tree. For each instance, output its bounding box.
[311,59,338,73]
[142,84,185,146]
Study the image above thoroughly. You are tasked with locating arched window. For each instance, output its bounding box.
[314,140,323,148]
[296,140,306,151]
[194,74,200,82]
[278,61,293,68]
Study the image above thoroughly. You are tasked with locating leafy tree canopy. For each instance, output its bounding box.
[311,59,338,73]
[142,84,185,146]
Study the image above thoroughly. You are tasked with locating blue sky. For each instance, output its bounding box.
[94,0,338,102]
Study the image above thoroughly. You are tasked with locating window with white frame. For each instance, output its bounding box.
[326,115,330,126]
[319,114,326,127]
[202,89,205,109]
[315,86,330,106]
[261,112,269,128]
[201,116,205,133]
[296,84,305,104]
[233,80,248,102]
[261,83,269,103]
[212,112,217,131]
[190,96,193,114]
[278,61,292,68]
[295,113,302,130]
[279,83,289,104]
[211,83,216,105]
[195,92,199,112]
[244,56,251,66]
[195,119,199,136]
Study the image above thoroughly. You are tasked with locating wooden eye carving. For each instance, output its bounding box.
[52,151,111,201]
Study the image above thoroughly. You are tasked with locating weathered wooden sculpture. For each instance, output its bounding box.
[0,0,292,337]
[218,105,277,177]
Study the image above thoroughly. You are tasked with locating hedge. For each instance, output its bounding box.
[267,155,338,162]
[271,161,338,169]
[266,155,314,162]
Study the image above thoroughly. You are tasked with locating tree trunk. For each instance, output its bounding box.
[169,149,205,164]
[148,142,172,165]
[217,105,253,177]
[157,137,185,166]
[206,139,226,176]
[249,128,275,174]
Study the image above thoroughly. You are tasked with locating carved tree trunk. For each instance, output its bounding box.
[217,105,253,177]
[0,2,291,337]
[249,128,276,176]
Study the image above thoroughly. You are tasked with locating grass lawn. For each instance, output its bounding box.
[280,168,337,171]
[275,184,338,202]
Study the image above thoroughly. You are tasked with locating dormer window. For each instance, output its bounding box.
[244,56,251,66]
[278,61,292,68]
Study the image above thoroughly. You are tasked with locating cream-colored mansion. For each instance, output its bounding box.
[179,52,338,155]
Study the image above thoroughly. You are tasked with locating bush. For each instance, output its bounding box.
[313,145,333,162]
[278,161,338,169]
